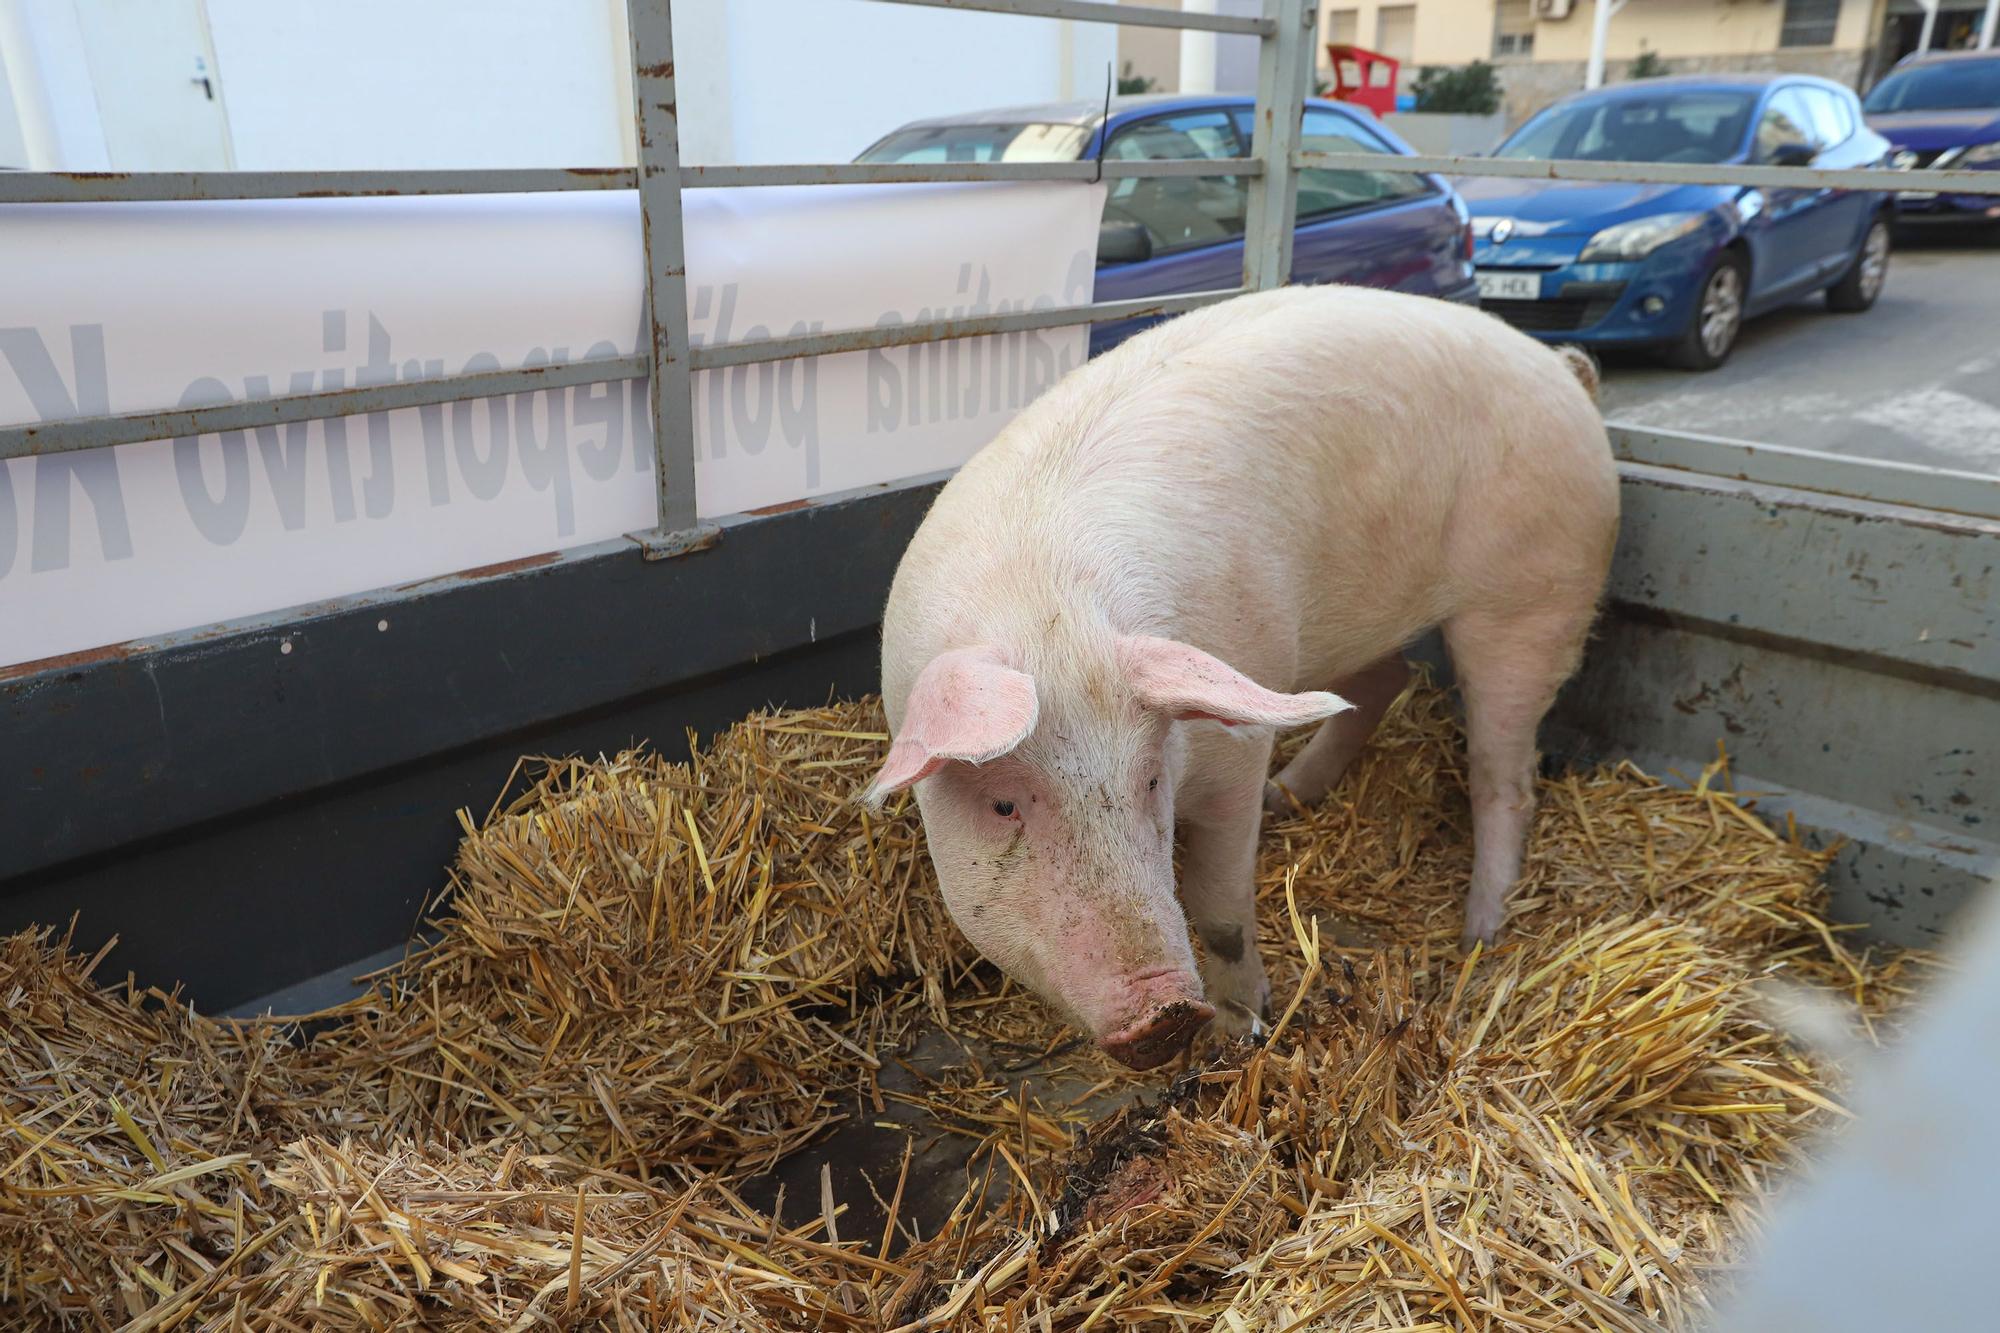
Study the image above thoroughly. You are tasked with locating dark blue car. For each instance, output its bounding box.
[1460,75,1893,370]
[1863,50,2000,227]
[857,94,1478,356]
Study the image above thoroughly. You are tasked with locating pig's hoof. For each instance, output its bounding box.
[1100,998,1216,1070]
[1460,914,1504,952]
[1209,996,1266,1043]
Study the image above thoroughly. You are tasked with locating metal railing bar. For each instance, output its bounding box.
[0,291,1243,461]
[692,288,1243,369]
[0,355,648,461]
[0,168,637,204]
[0,158,1265,205]
[1296,150,2000,197]
[628,0,710,556]
[1609,423,2000,523]
[683,158,1264,186]
[868,0,1274,35]
[1243,0,1314,291]
[16,153,1982,208]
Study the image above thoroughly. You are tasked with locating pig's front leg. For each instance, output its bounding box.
[1178,745,1274,1041]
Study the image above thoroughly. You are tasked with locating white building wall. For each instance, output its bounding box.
[710,0,1116,164]
[0,0,113,169]
[202,0,632,170]
[2,0,1119,170]
[0,29,31,167]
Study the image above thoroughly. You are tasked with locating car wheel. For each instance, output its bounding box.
[1826,215,1891,313]
[1666,251,1747,371]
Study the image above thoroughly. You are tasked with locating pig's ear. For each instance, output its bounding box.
[866,648,1038,804]
[1121,635,1352,728]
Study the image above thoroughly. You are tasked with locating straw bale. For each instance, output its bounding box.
[258,1137,882,1329]
[887,685,1931,1330]
[0,684,1931,1332]
[303,706,969,1176]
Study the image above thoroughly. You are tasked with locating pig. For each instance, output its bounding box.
[867,284,1617,1070]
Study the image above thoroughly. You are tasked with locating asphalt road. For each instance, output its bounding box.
[1595,229,2000,476]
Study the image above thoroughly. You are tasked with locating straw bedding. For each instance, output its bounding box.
[0,684,1927,1331]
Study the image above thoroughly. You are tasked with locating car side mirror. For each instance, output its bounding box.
[1097,219,1153,266]
[1771,141,1815,168]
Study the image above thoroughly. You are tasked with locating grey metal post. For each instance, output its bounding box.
[1242,0,1316,291]
[628,0,717,559]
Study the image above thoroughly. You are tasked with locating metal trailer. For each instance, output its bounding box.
[1,0,1994,1058]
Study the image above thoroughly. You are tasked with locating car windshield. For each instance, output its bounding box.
[1494,91,1758,164]
[857,122,1092,163]
[1863,59,2000,113]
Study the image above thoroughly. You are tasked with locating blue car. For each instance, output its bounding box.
[1863,50,2000,227]
[857,94,1479,356]
[1460,75,1894,370]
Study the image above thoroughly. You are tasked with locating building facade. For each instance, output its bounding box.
[0,0,1115,171]
[1118,0,1987,127]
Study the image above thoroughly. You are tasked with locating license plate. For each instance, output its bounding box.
[1476,270,1541,301]
[1897,190,1938,202]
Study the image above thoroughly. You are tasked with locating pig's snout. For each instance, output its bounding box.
[1098,986,1215,1070]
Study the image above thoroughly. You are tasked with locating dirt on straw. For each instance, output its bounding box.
[0,684,1931,1330]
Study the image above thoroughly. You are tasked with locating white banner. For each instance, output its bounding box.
[0,182,1103,669]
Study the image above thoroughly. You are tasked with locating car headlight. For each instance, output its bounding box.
[1962,141,2000,166]
[1579,212,1707,262]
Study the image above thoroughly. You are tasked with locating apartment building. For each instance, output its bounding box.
[1119,0,1963,126]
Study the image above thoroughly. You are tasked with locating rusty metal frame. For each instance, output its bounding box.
[7,0,1994,559]
[870,0,1275,34]
[1296,149,2000,197]
[1608,424,2000,524]
[0,157,1266,204]
[0,0,1318,562]
[1,354,650,460]
[626,0,706,557]
[1242,0,1315,290]
[0,168,640,203]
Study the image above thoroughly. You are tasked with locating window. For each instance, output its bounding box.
[1754,88,1817,162]
[1374,5,1417,64]
[1494,0,1536,58]
[1295,109,1430,218]
[1495,92,1756,164]
[859,122,1091,164]
[1800,87,1854,149]
[1102,110,1248,255]
[1324,7,1360,45]
[1779,0,1839,48]
[1863,56,2000,113]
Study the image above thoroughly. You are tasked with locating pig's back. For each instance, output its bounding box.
[888,285,1616,697]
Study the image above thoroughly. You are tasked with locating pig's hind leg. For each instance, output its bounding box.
[1263,654,1411,816]
[1444,603,1594,947]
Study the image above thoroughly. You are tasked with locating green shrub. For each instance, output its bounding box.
[1410,61,1502,115]
[1117,61,1156,95]
[1627,49,1669,79]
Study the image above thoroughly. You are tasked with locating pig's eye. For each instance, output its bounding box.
[992,800,1017,818]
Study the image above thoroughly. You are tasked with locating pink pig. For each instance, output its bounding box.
[868,285,1617,1069]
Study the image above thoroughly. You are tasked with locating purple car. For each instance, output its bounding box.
[1864,49,2000,227]
[857,94,1480,356]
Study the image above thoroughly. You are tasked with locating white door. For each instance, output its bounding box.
[72,0,234,169]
